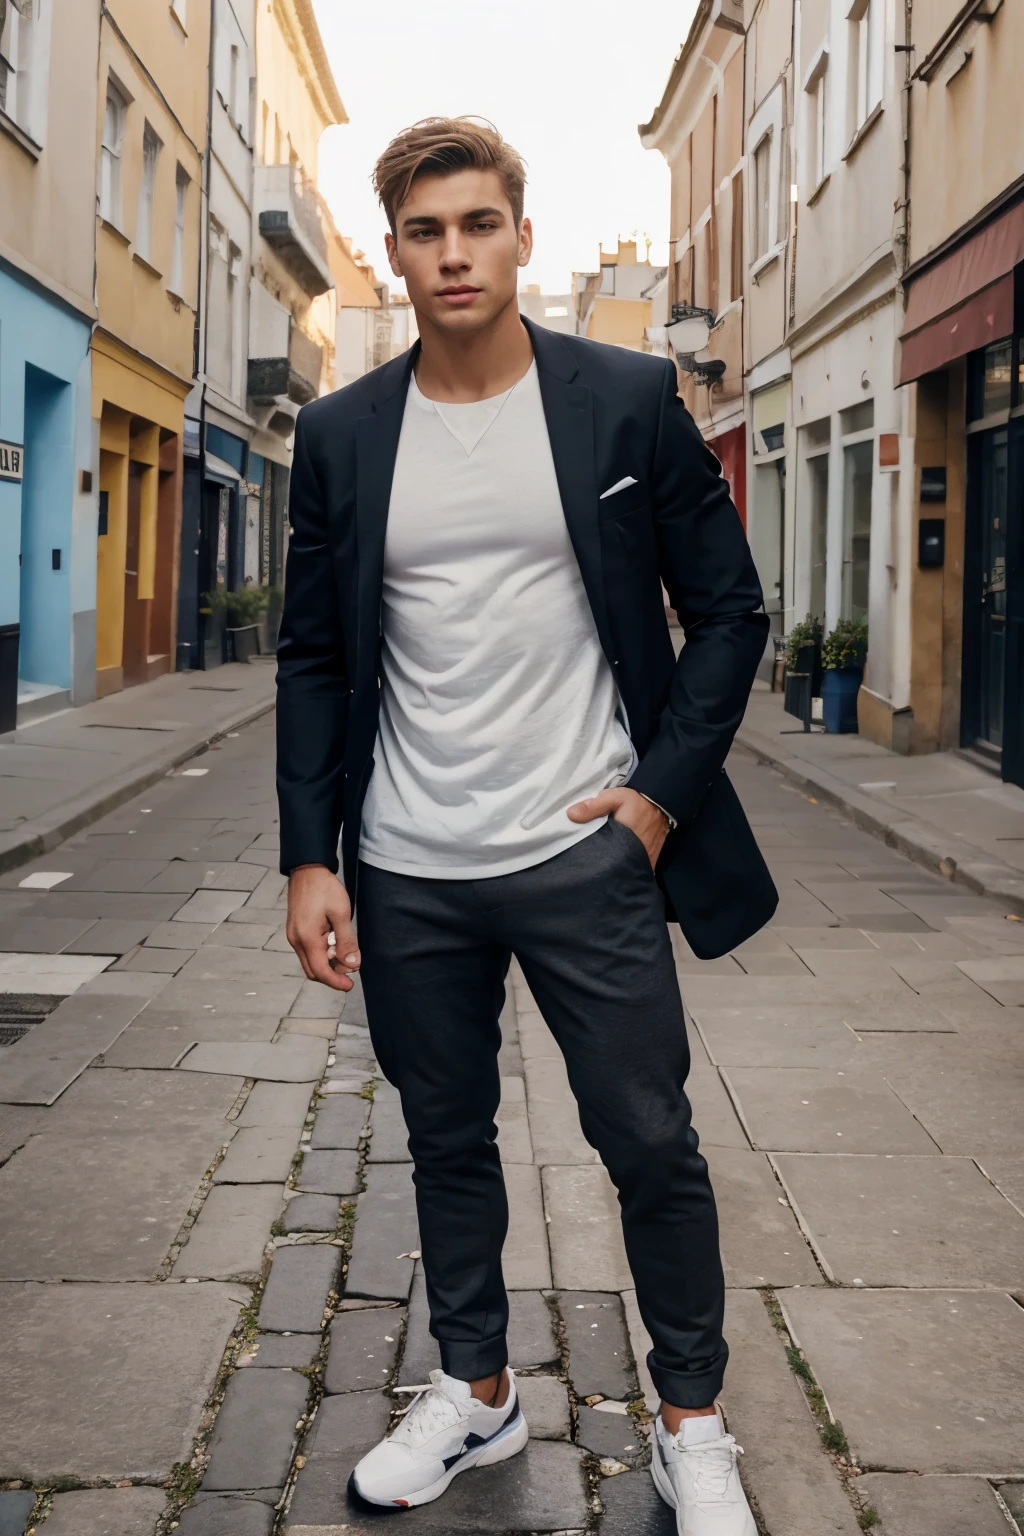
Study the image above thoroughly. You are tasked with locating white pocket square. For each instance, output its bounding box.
[599,476,638,500]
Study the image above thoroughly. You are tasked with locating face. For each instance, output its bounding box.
[385,167,532,335]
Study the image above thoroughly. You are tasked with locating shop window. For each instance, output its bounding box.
[842,440,872,621]
[967,337,1013,421]
[100,79,127,227]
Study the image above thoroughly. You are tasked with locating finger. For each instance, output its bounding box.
[296,925,352,991]
[326,912,360,970]
[289,935,317,982]
[566,789,624,823]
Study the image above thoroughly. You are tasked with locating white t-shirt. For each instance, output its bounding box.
[359,360,636,879]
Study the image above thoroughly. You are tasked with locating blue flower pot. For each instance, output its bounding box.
[821,667,863,733]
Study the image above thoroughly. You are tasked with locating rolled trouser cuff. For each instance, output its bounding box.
[648,1350,727,1410]
[436,1332,509,1384]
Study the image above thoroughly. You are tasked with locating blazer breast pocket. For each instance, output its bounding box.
[598,486,650,522]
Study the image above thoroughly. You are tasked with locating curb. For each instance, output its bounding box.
[0,686,277,877]
[734,719,1024,918]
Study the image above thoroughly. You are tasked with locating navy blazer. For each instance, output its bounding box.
[275,318,778,958]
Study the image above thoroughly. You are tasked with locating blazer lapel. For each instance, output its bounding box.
[354,350,417,687]
[528,321,615,668]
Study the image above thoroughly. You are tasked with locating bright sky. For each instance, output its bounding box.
[312,0,698,297]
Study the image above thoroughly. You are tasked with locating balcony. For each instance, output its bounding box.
[248,285,324,434]
[255,164,334,297]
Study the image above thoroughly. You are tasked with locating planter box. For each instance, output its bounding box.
[228,625,260,664]
[821,667,863,733]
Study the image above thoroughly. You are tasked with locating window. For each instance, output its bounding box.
[136,122,161,263]
[803,49,829,190]
[730,169,743,302]
[100,79,127,227]
[847,0,883,138]
[228,240,242,395]
[968,338,1013,421]
[170,162,188,296]
[752,134,772,260]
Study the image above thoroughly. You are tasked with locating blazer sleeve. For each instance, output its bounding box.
[626,360,770,825]
[275,410,349,875]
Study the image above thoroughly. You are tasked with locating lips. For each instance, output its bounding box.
[438,286,482,306]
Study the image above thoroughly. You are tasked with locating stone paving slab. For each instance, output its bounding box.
[516,1373,571,1440]
[706,1146,821,1288]
[44,1064,242,1136]
[101,1011,280,1069]
[238,1333,321,1370]
[112,946,193,973]
[773,1153,1024,1286]
[205,921,279,949]
[345,1162,419,1300]
[721,1289,862,1536]
[560,1291,636,1401]
[365,1091,411,1162]
[289,978,347,1019]
[620,1289,659,1413]
[213,1129,298,1184]
[278,1015,338,1038]
[181,1038,327,1081]
[259,1243,341,1333]
[146,919,219,949]
[296,1148,360,1195]
[524,1055,599,1165]
[685,1066,751,1149]
[309,1094,366,1149]
[504,1162,552,1289]
[202,1367,310,1492]
[779,1288,1024,1473]
[175,945,304,982]
[722,1068,938,1154]
[0,1280,242,1480]
[0,1491,34,1536]
[145,863,265,895]
[0,1103,47,1163]
[595,1469,675,1534]
[576,1403,643,1461]
[881,1064,1024,1158]
[0,991,147,1106]
[324,1304,406,1393]
[155,976,304,1017]
[0,1123,230,1281]
[1000,1483,1024,1524]
[856,1473,1014,1535]
[0,915,101,951]
[280,1193,341,1233]
[543,1164,631,1290]
[235,1081,313,1130]
[42,1487,167,1535]
[178,1495,275,1535]
[175,1184,283,1279]
[172,891,252,925]
[496,1073,534,1164]
[287,1416,587,1534]
[691,1008,869,1069]
[980,1155,1024,1211]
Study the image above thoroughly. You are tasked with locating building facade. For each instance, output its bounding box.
[640,3,749,525]
[92,0,209,696]
[572,241,668,353]
[0,0,100,725]
[896,0,1023,781]
[518,286,575,335]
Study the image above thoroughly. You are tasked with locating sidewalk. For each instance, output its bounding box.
[0,663,277,876]
[0,710,1023,1534]
[737,683,1024,912]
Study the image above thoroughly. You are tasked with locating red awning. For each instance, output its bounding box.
[899,200,1024,384]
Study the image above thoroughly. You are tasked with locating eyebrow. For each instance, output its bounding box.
[401,206,505,231]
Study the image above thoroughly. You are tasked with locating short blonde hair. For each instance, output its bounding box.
[373,117,527,235]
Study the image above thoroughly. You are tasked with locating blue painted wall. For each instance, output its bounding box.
[0,262,92,689]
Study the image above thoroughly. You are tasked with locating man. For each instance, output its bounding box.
[277,117,776,1535]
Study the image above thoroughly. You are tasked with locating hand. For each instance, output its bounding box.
[566,786,670,870]
[286,865,359,992]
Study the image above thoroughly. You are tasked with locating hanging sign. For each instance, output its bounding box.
[0,441,24,482]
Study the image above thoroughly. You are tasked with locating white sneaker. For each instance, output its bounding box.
[350,1368,528,1508]
[651,1413,757,1535]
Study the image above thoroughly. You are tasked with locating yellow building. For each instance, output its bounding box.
[573,241,665,353]
[92,0,209,695]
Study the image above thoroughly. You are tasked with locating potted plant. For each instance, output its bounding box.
[224,586,267,663]
[820,617,868,733]
[199,586,228,670]
[783,615,823,720]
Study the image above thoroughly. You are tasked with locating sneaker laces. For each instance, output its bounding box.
[391,1371,470,1445]
[678,1434,744,1504]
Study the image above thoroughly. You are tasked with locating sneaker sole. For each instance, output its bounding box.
[350,1411,530,1509]
[650,1442,679,1513]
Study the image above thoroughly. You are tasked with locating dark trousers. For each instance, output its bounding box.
[356,818,727,1408]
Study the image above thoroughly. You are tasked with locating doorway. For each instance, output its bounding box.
[19,365,72,690]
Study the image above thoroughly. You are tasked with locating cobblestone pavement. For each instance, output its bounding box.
[0,716,1022,1536]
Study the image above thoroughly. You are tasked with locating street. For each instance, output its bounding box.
[1,699,1022,1536]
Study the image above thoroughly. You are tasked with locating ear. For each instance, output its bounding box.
[384,231,403,279]
[517,216,533,269]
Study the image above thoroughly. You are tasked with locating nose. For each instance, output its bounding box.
[439,226,470,274]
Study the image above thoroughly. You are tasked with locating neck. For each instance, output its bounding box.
[413,296,534,403]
